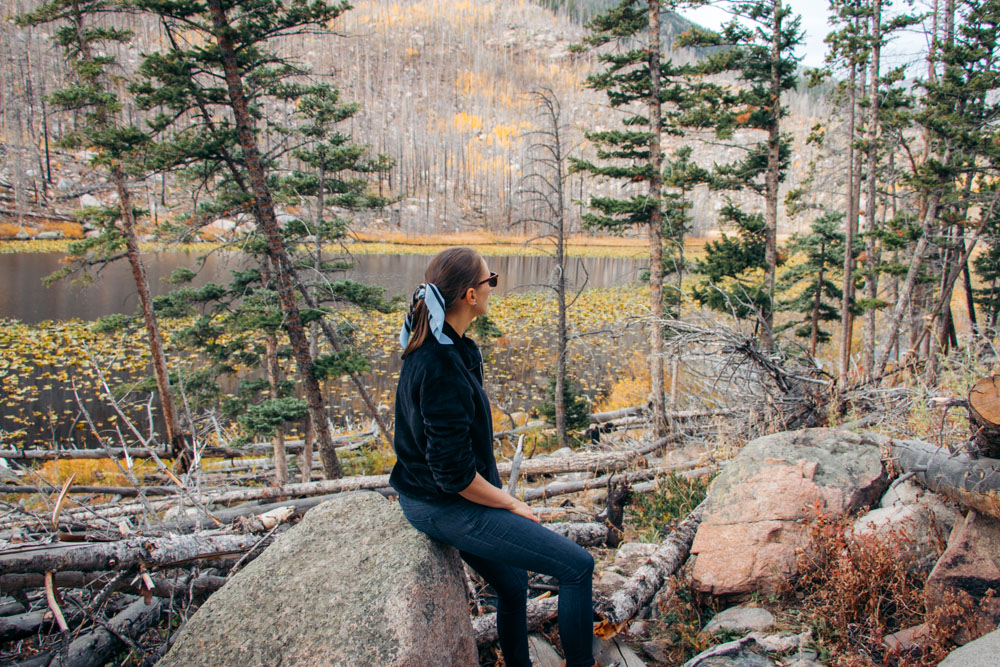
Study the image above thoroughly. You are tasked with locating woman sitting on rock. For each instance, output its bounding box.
[390,247,597,667]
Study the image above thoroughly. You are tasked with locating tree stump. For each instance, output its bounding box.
[968,376,1000,458]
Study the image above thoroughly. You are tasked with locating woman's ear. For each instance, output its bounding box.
[465,287,477,304]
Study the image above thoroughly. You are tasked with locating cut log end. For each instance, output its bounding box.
[968,375,1000,458]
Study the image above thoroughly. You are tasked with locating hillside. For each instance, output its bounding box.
[0,0,837,239]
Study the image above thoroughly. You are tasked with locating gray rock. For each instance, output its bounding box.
[938,628,1000,666]
[56,178,75,192]
[79,193,101,208]
[160,492,475,666]
[854,479,956,571]
[683,638,776,667]
[703,606,776,634]
[34,231,62,240]
[691,429,888,596]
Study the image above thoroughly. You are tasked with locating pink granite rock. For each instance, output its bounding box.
[691,428,888,597]
[925,510,1000,645]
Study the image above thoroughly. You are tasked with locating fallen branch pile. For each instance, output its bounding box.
[0,405,731,663]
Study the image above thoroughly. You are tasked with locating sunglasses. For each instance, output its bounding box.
[477,272,499,288]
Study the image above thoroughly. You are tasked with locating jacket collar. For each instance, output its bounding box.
[442,321,464,345]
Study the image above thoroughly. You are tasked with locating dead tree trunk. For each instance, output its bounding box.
[16,597,163,667]
[0,532,271,575]
[886,436,1000,520]
[594,500,704,631]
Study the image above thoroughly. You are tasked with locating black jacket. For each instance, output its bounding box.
[389,322,500,500]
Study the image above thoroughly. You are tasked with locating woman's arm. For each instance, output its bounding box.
[459,473,539,523]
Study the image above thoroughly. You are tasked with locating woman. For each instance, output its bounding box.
[390,247,597,667]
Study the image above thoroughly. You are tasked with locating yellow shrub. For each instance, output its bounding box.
[36,457,153,487]
[596,357,655,412]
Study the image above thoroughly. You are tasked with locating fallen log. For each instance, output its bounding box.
[473,501,706,647]
[473,596,559,647]
[0,445,243,461]
[521,460,714,502]
[1,570,106,594]
[883,435,1000,521]
[594,500,706,631]
[0,531,275,575]
[194,436,680,506]
[0,570,227,598]
[15,596,163,667]
[0,484,178,497]
[545,522,608,547]
[0,598,131,643]
[1,609,78,643]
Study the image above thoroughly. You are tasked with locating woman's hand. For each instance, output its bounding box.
[509,498,539,523]
[459,473,539,522]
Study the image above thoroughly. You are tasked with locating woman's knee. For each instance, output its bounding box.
[561,547,594,584]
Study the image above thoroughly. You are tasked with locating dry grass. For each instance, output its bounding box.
[794,506,967,666]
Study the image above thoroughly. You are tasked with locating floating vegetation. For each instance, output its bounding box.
[0,287,650,450]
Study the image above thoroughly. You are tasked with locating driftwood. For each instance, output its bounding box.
[885,435,1000,521]
[595,500,706,631]
[0,532,275,575]
[16,596,163,667]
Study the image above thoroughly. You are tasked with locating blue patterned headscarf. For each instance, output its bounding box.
[400,282,453,349]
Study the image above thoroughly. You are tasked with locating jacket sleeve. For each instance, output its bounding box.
[419,365,478,494]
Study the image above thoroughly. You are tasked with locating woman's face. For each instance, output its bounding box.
[472,258,495,317]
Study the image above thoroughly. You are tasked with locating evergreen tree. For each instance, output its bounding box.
[128,0,392,479]
[571,0,698,436]
[776,212,846,356]
[681,0,804,349]
[17,0,191,466]
[874,0,1000,379]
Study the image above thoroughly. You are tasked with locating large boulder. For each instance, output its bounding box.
[160,492,476,666]
[924,510,1000,645]
[691,429,888,597]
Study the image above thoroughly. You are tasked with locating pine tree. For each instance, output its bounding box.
[570,0,697,436]
[874,0,1000,379]
[681,0,804,349]
[127,0,388,479]
[17,0,191,466]
[776,212,846,356]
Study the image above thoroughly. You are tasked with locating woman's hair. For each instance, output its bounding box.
[402,247,484,358]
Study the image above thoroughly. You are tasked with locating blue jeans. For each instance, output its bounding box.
[398,492,595,667]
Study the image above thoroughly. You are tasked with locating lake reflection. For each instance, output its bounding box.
[0,252,642,323]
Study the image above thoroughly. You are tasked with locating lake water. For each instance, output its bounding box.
[0,251,647,449]
[0,252,643,323]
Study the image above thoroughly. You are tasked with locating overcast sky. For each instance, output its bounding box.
[678,1,932,72]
